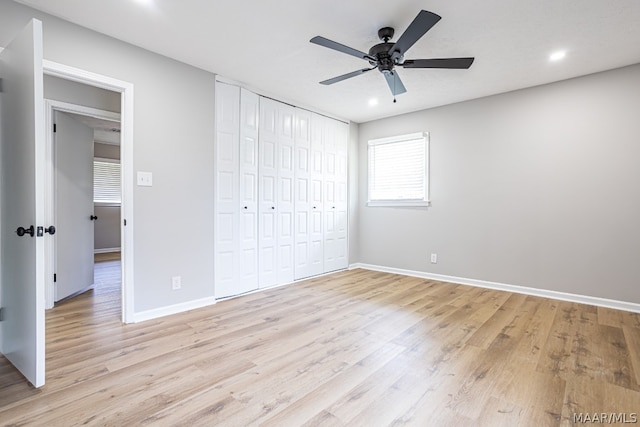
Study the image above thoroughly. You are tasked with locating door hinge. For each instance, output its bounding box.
[53,123,57,133]
[0,307,4,321]
[0,78,3,93]
[54,273,57,283]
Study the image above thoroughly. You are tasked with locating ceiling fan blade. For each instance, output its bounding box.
[383,71,407,96]
[320,68,374,85]
[390,10,441,57]
[310,36,372,60]
[402,57,475,69]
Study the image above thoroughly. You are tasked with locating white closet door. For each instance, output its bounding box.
[238,89,260,292]
[309,113,325,276]
[323,118,338,271]
[215,82,240,297]
[294,109,312,280]
[258,98,279,288]
[333,121,349,270]
[277,103,296,284]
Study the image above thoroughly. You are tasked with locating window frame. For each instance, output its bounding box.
[367,131,430,207]
[93,156,122,206]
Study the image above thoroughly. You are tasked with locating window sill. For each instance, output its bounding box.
[367,200,431,207]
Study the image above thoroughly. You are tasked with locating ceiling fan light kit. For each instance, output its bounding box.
[310,10,475,101]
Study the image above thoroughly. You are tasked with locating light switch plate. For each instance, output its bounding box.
[137,171,153,187]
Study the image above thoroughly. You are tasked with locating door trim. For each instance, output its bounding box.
[42,60,135,324]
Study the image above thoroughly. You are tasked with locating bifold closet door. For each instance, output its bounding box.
[333,121,349,270]
[294,109,312,280]
[309,113,325,276]
[238,88,260,291]
[215,83,260,298]
[324,119,349,272]
[258,98,295,287]
[214,83,241,298]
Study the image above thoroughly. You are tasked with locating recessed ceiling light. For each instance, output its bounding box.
[368,98,379,107]
[549,50,567,62]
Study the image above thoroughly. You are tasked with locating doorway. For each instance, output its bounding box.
[43,61,134,323]
[47,104,121,306]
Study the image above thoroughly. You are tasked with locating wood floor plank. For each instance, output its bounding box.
[1,265,639,426]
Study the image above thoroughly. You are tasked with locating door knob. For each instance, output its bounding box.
[16,225,35,237]
[90,215,98,221]
[45,226,56,235]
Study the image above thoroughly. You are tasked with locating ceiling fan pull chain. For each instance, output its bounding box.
[393,71,397,103]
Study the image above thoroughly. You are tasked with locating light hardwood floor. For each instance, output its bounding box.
[1,262,639,426]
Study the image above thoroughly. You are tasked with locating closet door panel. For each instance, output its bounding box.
[276,102,296,283]
[258,98,279,287]
[294,109,312,280]
[238,89,260,292]
[215,82,240,298]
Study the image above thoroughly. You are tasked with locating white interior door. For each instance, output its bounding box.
[214,82,240,298]
[276,103,295,284]
[334,121,349,270]
[323,118,349,273]
[294,109,311,280]
[0,19,46,388]
[54,111,95,301]
[238,88,259,293]
[309,113,325,276]
[258,98,278,288]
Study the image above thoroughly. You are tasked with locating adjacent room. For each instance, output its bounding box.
[1,0,639,425]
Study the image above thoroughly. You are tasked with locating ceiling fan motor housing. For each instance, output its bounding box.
[368,42,400,72]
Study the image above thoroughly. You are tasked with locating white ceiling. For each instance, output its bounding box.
[16,0,640,123]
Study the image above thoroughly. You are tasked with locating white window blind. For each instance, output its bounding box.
[94,158,121,204]
[368,132,429,206]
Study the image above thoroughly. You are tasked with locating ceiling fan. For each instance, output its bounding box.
[310,10,474,100]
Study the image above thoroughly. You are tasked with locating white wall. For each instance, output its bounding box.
[0,0,216,313]
[357,64,640,304]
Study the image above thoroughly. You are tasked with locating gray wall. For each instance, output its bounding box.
[94,142,120,160]
[357,64,640,304]
[94,205,120,252]
[0,0,216,312]
[44,75,121,112]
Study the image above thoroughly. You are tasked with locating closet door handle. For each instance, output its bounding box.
[271,206,275,210]
[90,215,98,221]
[244,206,248,209]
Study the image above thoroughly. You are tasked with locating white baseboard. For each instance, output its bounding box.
[94,247,121,254]
[349,263,640,314]
[132,296,217,323]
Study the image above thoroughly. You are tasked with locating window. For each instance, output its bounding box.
[368,132,429,206]
[93,158,121,204]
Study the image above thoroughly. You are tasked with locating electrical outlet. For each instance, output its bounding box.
[430,253,438,264]
[172,276,181,290]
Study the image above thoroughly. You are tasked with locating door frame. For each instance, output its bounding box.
[45,100,120,304]
[43,60,135,323]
